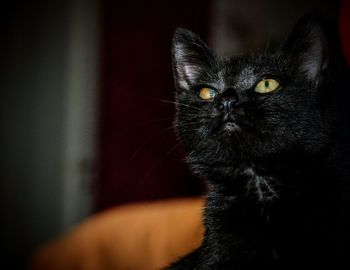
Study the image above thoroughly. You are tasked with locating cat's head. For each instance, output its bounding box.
[172,14,334,179]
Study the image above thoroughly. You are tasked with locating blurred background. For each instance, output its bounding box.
[1,0,348,268]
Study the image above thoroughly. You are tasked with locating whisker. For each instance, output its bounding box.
[145,97,204,112]
[138,117,174,127]
[128,119,201,163]
[177,103,204,111]
[138,142,182,184]
[128,125,177,162]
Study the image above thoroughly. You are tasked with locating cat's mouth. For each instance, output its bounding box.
[221,121,241,133]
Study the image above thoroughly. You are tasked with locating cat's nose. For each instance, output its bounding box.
[219,97,240,113]
[219,88,239,113]
[219,100,236,113]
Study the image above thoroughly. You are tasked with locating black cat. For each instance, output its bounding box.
[166,14,350,270]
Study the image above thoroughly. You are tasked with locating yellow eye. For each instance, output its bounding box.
[255,78,280,93]
[198,87,218,100]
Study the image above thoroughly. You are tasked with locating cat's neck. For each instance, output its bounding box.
[204,152,345,232]
[207,148,341,203]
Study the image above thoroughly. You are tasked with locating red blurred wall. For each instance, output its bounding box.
[96,0,210,210]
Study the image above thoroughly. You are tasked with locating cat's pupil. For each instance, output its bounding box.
[264,80,269,88]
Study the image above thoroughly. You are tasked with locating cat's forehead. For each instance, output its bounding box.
[227,65,256,89]
[217,56,276,91]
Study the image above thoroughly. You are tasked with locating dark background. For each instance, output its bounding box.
[1,0,349,268]
[96,0,209,210]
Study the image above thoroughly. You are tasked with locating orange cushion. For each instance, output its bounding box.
[30,197,204,270]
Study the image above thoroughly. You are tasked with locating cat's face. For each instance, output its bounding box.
[172,15,333,178]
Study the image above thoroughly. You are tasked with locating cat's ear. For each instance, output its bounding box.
[172,28,216,90]
[283,13,328,87]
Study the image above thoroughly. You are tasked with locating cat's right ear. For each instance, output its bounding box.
[172,28,216,90]
[282,13,328,87]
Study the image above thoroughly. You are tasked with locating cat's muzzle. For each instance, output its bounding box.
[222,121,241,133]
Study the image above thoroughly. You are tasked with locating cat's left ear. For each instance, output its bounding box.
[283,13,328,87]
[172,28,216,90]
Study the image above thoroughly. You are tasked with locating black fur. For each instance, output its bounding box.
[166,14,350,269]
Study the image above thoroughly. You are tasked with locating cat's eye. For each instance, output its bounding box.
[198,87,218,100]
[255,79,280,94]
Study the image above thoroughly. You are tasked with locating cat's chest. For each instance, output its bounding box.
[209,166,280,202]
[204,199,339,268]
[205,166,333,236]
